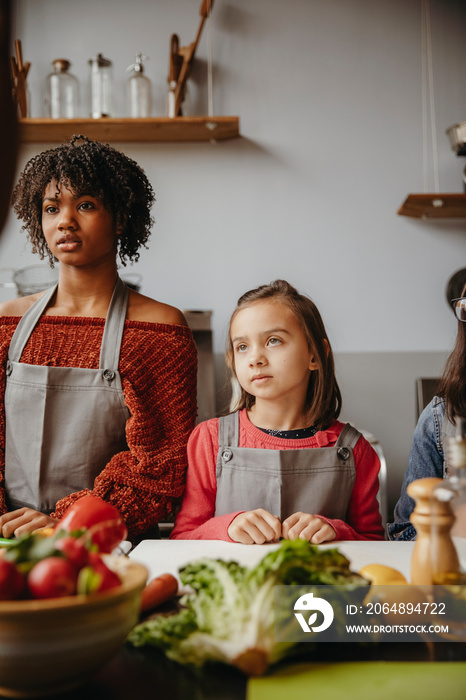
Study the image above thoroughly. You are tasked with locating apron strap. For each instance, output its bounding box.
[335,423,361,449]
[99,277,129,370]
[8,285,58,362]
[218,412,240,448]
[8,277,129,371]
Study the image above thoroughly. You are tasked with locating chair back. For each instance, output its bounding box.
[415,377,440,421]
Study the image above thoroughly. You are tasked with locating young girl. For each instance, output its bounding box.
[0,135,197,541]
[172,280,384,543]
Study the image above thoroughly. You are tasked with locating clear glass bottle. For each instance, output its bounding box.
[126,54,152,117]
[44,59,80,119]
[88,54,113,118]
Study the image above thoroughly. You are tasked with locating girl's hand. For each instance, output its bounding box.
[228,509,281,545]
[282,512,336,544]
[0,508,56,538]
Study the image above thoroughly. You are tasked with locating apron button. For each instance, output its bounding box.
[5,361,12,377]
[337,447,350,461]
[103,369,115,382]
[222,448,233,462]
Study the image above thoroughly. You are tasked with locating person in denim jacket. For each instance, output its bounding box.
[387,397,447,540]
[387,292,466,541]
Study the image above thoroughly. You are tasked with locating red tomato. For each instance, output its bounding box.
[27,557,78,599]
[0,558,24,600]
[56,495,127,553]
[87,552,121,592]
[54,536,89,571]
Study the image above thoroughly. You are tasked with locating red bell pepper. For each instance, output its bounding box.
[56,495,127,553]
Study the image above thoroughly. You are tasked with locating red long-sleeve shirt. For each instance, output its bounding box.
[0,315,197,538]
[171,409,384,541]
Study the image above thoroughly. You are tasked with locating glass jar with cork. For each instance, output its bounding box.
[44,59,80,118]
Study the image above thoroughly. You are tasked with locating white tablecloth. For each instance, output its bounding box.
[129,538,466,586]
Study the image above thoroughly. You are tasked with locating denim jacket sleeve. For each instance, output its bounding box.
[386,397,445,541]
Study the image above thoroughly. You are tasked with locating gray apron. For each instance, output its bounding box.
[215,412,359,520]
[4,277,130,514]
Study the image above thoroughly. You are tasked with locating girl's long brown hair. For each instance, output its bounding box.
[438,284,466,421]
[226,280,341,430]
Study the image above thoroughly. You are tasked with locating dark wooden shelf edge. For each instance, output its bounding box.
[18,116,240,143]
[398,193,466,219]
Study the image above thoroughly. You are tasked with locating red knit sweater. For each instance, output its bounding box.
[0,315,197,538]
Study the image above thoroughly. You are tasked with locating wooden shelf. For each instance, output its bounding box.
[398,193,466,219]
[18,116,240,143]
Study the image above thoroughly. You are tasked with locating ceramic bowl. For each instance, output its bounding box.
[0,555,147,698]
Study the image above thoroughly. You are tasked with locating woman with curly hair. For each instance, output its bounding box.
[0,136,197,541]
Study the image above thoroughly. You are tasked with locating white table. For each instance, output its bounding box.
[129,538,466,587]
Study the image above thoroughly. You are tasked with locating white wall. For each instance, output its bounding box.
[3,0,466,516]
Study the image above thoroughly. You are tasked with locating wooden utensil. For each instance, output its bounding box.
[168,0,214,117]
[10,39,30,117]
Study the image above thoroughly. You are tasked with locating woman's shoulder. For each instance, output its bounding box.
[0,292,43,318]
[126,290,187,326]
[0,287,188,326]
[415,395,445,433]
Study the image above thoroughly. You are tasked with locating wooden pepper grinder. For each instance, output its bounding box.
[408,477,460,585]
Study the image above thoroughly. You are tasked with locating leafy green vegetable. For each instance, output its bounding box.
[2,529,97,576]
[128,540,368,675]
[3,531,59,573]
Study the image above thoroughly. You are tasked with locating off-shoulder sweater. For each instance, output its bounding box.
[171,409,384,541]
[0,315,197,538]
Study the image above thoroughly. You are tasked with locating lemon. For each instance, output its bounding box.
[359,563,407,585]
[33,527,56,537]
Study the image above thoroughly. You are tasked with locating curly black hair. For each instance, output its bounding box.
[11,135,155,266]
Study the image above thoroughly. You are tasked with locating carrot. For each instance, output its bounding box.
[140,573,179,613]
